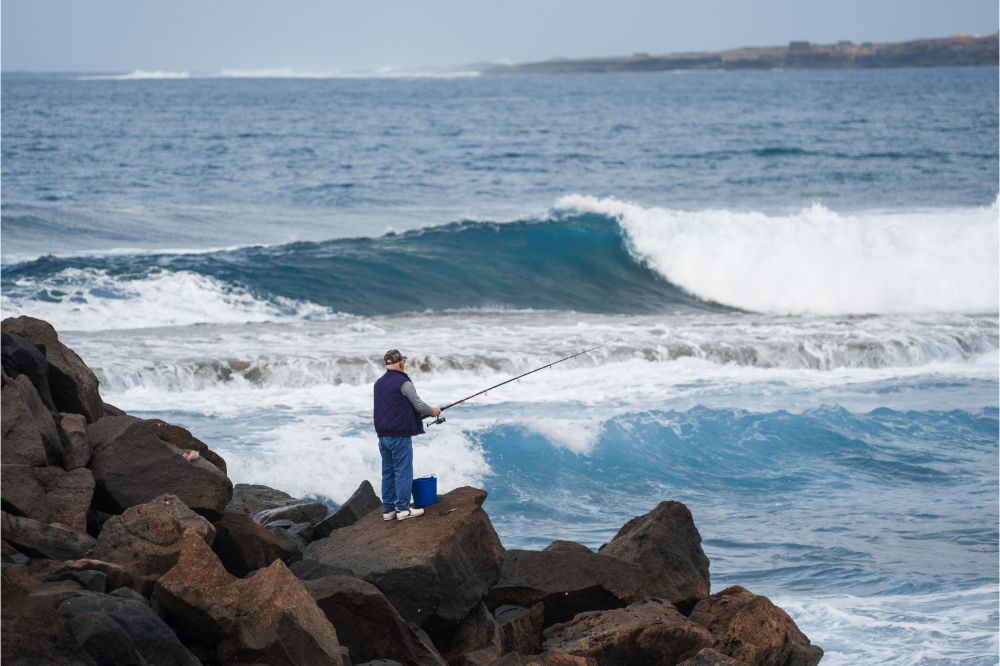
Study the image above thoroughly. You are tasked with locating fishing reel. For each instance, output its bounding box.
[427,416,446,427]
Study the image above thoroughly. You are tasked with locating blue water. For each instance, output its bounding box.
[2,67,998,664]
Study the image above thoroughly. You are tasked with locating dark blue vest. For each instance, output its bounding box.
[373,370,425,437]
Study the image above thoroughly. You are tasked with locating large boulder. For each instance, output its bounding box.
[439,602,504,666]
[1,465,94,531]
[304,574,446,666]
[305,486,504,637]
[2,379,52,467]
[689,586,823,666]
[488,653,598,665]
[58,591,201,666]
[56,413,92,471]
[2,316,104,423]
[541,598,713,665]
[227,482,302,515]
[146,418,228,475]
[2,511,96,560]
[486,548,665,628]
[87,494,216,593]
[88,415,232,518]
[312,479,380,538]
[496,603,545,656]
[212,511,298,576]
[678,648,748,665]
[597,501,710,612]
[255,501,329,526]
[7,374,64,465]
[2,330,56,410]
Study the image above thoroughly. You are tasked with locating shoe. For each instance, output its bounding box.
[396,507,424,521]
[382,511,396,521]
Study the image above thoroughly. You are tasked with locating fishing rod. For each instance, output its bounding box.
[425,344,606,427]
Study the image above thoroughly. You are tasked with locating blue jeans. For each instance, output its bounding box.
[378,436,413,513]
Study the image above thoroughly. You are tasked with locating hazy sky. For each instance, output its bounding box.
[3,0,997,72]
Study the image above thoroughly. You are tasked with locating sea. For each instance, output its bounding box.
[2,65,998,664]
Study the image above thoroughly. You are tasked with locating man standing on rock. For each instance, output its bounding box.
[374,349,440,522]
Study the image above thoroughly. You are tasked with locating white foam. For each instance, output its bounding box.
[79,70,192,80]
[556,195,1000,315]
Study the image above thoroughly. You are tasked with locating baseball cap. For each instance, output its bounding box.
[384,349,407,365]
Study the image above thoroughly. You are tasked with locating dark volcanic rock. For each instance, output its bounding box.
[313,479,380,538]
[678,648,749,665]
[53,559,136,592]
[212,510,298,576]
[598,501,710,612]
[440,602,503,665]
[1,565,93,665]
[146,418,227,475]
[88,415,232,517]
[2,330,56,410]
[2,316,104,422]
[66,611,145,665]
[541,597,713,665]
[2,511,96,560]
[689,586,823,666]
[290,559,355,579]
[305,486,504,637]
[2,379,51,467]
[87,494,216,593]
[46,569,108,593]
[496,603,545,656]
[1,464,94,531]
[8,373,64,465]
[304,574,446,666]
[489,653,598,665]
[227,482,302,515]
[57,413,92,470]
[486,548,666,627]
[254,500,329,526]
[543,540,592,555]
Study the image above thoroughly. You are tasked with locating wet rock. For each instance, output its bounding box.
[56,413,92,470]
[87,494,216,593]
[2,511,96,560]
[597,501,710,612]
[88,416,232,518]
[678,648,748,665]
[496,603,545,656]
[2,316,104,422]
[254,500,329,526]
[689,586,823,666]
[2,330,56,410]
[304,574,446,666]
[212,510,298,576]
[59,591,201,666]
[227,482,302,515]
[541,597,713,665]
[305,486,504,637]
[1,465,95,532]
[313,480,380,538]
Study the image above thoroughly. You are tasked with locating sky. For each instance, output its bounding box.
[2,0,997,73]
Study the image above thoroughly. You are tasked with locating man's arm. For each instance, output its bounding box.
[401,381,438,418]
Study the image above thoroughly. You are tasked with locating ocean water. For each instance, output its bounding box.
[2,66,998,664]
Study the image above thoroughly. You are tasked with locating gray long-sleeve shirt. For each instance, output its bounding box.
[401,381,435,418]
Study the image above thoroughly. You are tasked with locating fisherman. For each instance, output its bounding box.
[373,349,440,522]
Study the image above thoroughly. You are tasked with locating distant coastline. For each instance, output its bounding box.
[486,33,999,74]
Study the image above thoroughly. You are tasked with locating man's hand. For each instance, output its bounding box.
[432,407,441,417]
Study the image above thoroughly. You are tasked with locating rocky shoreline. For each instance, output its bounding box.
[1,315,824,665]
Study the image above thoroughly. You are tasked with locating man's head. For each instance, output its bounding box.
[384,349,407,370]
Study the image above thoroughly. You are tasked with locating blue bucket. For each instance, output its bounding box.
[411,475,437,508]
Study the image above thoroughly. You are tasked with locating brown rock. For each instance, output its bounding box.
[678,648,748,665]
[54,559,136,592]
[2,379,50,466]
[57,413,92,470]
[440,602,503,666]
[488,653,598,665]
[2,330,56,410]
[541,597,713,665]
[689,586,823,666]
[305,486,504,637]
[496,603,545,656]
[1,464,94,531]
[227,482,302,515]
[9,374,64,465]
[312,479,380,538]
[2,511,96,560]
[88,415,232,518]
[543,540,592,555]
[88,494,216,593]
[213,510,297,576]
[147,418,227,475]
[2,316,104,423]
[304,574,446,666]
[598,501,710,612]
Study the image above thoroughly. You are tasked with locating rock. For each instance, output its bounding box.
[541,597,713,665]
[496,603,545,656]
[54,559,136,592]
[544,541,592,555]
[598,501,710,612]
[59,591,201,666]
[305,486,504,637]
[146,418,227,475]
[212,511,298,576]
[488,653,598,665]
[87,494,216,593]
[254,501,329,526]
[103,402,127,416]
[486,548,666,627]
[2,330,56,410]
[2,511,96,560]
[290,559,355,580]
[689,586,823,666]
[678,648,748,665]
[2,380,50,466]
[46,569,108,593]
[440,602,503,666]
[57,413,92,470]
[2,316,104,422]
[2,540,30,564]
[227,482,302,515]
[1,465,95,531]
[264,520,307,558]
[27,579,92,607]
[313,480,380,538]
[304,574,446,666]
[66,611,146,665]
[88,416,232,518]
[9,374,64,465]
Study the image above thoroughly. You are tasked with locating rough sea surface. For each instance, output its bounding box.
[2,66,998,664]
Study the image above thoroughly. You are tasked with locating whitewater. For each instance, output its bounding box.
[2,66,998,664]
